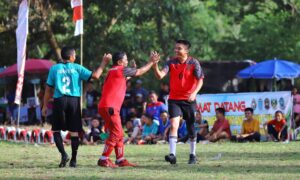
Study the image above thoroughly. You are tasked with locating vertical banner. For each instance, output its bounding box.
[196,91,293,135]
[71,0,83,36]
[15,0,29,105]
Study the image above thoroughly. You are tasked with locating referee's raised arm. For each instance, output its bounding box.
[91,53,112,80]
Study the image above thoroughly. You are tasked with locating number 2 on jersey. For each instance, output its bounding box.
[62,76,71,93]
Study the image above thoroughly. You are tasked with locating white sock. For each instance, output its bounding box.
[190,138,196,155]
[169,136,177,156]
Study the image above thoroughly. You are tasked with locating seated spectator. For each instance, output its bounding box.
[152,111,170,143]
[87,118,104,145]
[135,93,145,117]
[158,82,169,103]
[139,114,159,144]
[145,91,167,120]
[264,110,287,141]
[124,112,142,144]
[205,108,231,142]
[134,79,149,101]
[84,82,99,126]
[194,110,209,142]
[177,117,188,143]
[232,108,260,142]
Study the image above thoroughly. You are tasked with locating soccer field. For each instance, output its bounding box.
[0,141,299,180]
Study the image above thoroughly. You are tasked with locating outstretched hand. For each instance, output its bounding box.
[102,53,112,65]
[150,51,160,64]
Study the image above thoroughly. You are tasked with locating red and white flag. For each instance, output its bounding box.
[71,0,83,36]
[15,0,29,105]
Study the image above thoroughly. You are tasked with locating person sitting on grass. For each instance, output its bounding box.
[139,114,159,144]
[152,110,170,143]
[194,110,209,142]
[124,118,142,144]
[264,110,287,141]
[87,118,104,145]
[232,107,260,142]
[205,107,231,142]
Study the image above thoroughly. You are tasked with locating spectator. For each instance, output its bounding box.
[135,93,145,117]
[177,117,188,143]
[292,87,300,128]
[158,82,169,103]
[120,93,134,124]
[194,110,209,142]
[232,108,260,142]
[87,118,104,145]
[164,117,188,143]
[264,111,287,141]
[133,79,148,101]
[124,118,142,144]
[145,91,167,120]
[139,114,159,144]
[205,108,231,142]
[152,111,170,143]
[84,82,99,124]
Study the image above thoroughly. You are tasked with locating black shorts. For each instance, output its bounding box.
[52,96,82,132]
[168,99,196,121]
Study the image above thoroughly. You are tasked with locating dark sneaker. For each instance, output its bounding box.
[97,159,118,168]
[69,159,77,168]
[188,154,197,164]
[116,159,137,167]
[59,154,70,168]
[165,154,176,164]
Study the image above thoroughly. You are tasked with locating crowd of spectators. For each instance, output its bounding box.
[1,80,299,145]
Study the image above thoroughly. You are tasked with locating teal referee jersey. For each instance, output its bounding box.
[46,62,92,98]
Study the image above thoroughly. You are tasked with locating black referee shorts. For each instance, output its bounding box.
[52,96,82,132]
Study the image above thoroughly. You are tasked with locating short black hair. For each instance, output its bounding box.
[143,113,153,120]
[275,110,283,116]
[61,47,75,60]
[176,39,191,49]
[245,107,254,114]
[216,107,225,116]
[112,51,126,65]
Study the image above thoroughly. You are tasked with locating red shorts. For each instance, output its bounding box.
[98,107,123,147]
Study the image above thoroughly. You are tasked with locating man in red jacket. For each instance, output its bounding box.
[98,51,160,168]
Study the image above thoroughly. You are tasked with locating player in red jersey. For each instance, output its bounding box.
[153,40,204,164]
[98,51,160,168]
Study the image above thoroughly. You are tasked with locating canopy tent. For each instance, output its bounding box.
[0,59,53,78]
[237,59,300,79]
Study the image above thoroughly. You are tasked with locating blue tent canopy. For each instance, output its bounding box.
[237,59,300,79]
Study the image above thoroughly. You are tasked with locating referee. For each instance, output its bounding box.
[42,47,111,168]
[153,40,204,164]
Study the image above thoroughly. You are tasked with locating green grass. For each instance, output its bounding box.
[0,141,300,180]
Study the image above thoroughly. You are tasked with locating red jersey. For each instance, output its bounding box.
[163,57,204,100]
[98,65,137,111]
[267,119,286,132]
[212,118,231,137]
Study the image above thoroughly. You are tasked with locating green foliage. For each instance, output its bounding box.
[1,0,300,75]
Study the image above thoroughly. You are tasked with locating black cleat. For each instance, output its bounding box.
[188,154,197,164]
[69,159,77,168]
[165,154,176,164]
[59,154,70,168]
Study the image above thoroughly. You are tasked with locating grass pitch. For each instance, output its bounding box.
[0,141,299,180]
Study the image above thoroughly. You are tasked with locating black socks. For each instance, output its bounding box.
[53,132,66,156]
[71,136,79,161]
